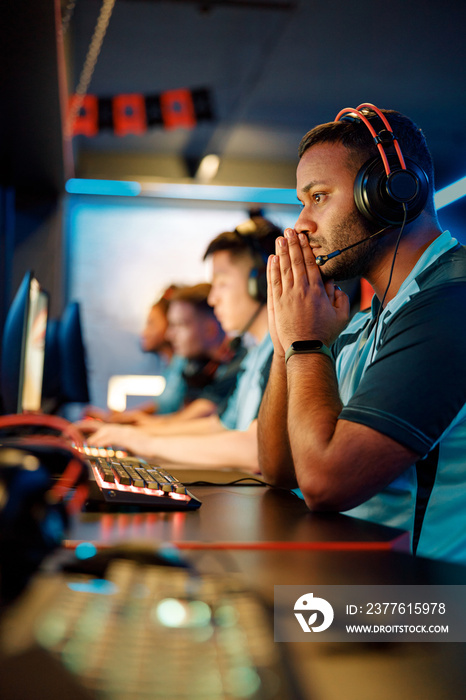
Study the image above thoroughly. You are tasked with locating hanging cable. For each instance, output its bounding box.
[65,0,117,138]
[61,0,78,35]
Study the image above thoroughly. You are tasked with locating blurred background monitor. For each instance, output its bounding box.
[40,318,62,413]
[1,271,49,414]
[57,301,90,406]
[42,302,90,415]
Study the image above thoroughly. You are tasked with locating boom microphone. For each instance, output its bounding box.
[315,225,390,266]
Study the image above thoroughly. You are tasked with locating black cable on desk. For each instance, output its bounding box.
[184,476,301,497]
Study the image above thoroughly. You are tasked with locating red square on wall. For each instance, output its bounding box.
[69,94,99,137]
[160,88,197,130]
[113,94,147,136]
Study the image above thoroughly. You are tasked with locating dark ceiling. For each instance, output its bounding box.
[3,0,466,203]
[67,0,466,193]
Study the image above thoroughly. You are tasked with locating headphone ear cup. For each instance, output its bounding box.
[248,267,267,303]
[354,156,429,227]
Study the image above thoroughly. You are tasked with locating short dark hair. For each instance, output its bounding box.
[169,283,213,316]
[298,108,436,211]
[203,215,283,263]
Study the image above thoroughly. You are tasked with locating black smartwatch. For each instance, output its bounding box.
[285,340,333,364]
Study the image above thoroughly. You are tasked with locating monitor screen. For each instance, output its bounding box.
[1,271,49,414]
[21,279,48,412]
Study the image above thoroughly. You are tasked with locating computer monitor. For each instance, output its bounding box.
[58,302,90,404]
[41,318,62,413]
[1,271,49,414]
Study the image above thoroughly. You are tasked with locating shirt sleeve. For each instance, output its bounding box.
[338,283,466,456]
[218,342,273,431]
[155,356,187,414]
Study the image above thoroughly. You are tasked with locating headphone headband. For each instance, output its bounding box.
[335,103,407,175]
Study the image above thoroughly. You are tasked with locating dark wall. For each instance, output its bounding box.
[0,0,72,326]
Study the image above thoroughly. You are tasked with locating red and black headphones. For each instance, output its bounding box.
[335,102,429,227]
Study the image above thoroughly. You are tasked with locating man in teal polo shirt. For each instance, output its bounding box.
[258,103,466,564]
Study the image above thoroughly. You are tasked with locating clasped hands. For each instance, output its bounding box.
[267,228,350,356]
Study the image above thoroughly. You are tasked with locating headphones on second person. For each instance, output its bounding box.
[335,102,429,227]
[234,216,282,303]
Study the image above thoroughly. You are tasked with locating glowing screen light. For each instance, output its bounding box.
[75,542,98,560]
[153,598,212,628]
[67,579,118,595]
[107,375,166,412]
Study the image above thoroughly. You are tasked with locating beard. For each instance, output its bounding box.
[315,209,392,282]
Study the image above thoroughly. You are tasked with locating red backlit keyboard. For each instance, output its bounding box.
[87,456,202,511]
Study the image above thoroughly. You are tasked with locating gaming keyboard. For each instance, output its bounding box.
[87,455,202,510]
[0,555,303,699]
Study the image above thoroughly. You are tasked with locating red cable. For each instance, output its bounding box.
[0,412,85,448]
[0,413,89,513]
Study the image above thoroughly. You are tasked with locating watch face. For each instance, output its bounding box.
[292,340,323,352]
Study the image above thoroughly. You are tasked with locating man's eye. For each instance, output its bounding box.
[313,193,325,204]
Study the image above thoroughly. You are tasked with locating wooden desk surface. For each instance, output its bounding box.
[182,547,466,700]
[70,485,410,551]
[262,550,466,700]
[67,485,466,699]
[4,483,466,700]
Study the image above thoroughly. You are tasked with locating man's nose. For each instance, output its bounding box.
[294,208,316,235]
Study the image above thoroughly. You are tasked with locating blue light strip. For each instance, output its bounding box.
[65,177,466,209]
[139,183,298,204]
[65,179,141,196]
[65,179,297,204]
[434,176,466,210]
